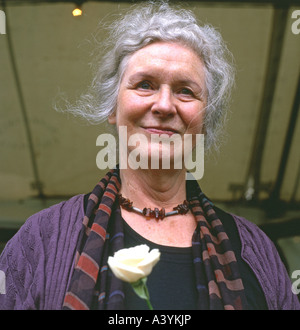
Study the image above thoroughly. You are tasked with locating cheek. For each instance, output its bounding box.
[116,93,149,124]
[115,94,133,126]
[182,106,205,134]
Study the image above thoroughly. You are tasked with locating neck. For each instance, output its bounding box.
[119,167,187,211]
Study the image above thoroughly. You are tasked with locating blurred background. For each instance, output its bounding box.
[0,0,299,288]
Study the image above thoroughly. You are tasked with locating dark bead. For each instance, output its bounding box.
[174,202,189,214]
[159,208,165,220]
[145,208,152,220]
[118,194,133,210]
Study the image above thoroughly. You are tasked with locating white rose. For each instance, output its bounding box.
[108,244,161,283]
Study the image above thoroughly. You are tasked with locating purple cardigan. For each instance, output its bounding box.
[0,194,299,310]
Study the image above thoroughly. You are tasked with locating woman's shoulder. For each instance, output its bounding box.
[230,213,281,266]
[23,194,84,235]
[4,194,85,260]
[231,213,300,310]
[230,213,275,251]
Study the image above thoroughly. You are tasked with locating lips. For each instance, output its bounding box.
[142,127,180,136]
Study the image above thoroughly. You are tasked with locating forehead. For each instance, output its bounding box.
[124,42,205,82]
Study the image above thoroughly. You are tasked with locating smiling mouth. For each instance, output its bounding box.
[142,127,180,136]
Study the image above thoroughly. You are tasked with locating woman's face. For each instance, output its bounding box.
[109,41,207,168]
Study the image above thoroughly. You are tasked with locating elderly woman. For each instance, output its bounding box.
[0,2,299,310]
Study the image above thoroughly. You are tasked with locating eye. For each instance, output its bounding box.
[137,81,152,90]
[178,88,194,96]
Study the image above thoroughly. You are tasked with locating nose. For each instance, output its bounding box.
[151,86,176,117]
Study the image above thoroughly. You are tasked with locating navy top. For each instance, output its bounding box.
[123,206,268,310]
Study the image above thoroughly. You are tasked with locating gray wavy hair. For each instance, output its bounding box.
[63,1,235,150]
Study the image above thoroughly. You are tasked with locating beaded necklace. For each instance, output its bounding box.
[118,193,191,221]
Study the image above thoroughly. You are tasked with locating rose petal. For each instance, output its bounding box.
[137,249,161,276]
[114,245,149,261]
[108,256,145,283]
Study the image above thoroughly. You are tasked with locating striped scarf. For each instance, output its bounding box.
[63,168,246,310]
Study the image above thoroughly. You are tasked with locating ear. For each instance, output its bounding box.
[108,112,116,124]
